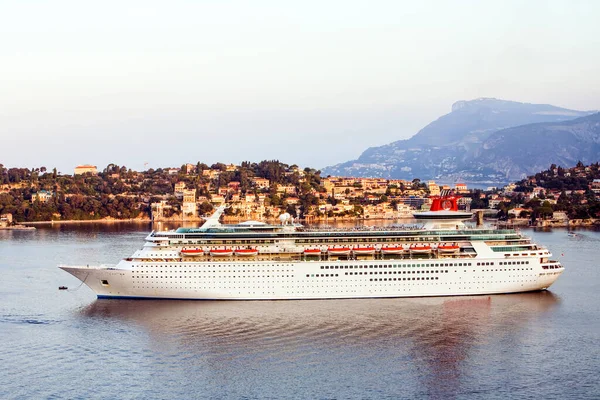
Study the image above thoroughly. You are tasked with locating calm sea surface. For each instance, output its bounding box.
[1,223,599,399]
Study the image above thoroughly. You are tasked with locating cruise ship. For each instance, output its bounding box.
[60,195,564,300]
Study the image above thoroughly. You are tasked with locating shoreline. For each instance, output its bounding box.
[17,217,600,228]
[21,218,153,225]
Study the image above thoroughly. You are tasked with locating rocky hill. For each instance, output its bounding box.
[323,98,597,183]
[475,112,600,180]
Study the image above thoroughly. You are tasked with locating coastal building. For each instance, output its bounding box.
[396,196,427,209]
[455,183,468,193]
[321,178,335,192]
[427,181,440,196]
[202,169,221,179]
[151,201,171,220]
[277,185,297,195]
[590,179,600,194]
[182,189,197,217]
[74,165,97,175]
[228,181,241,191]
[252,178,270,189]
[211,195,226,204]
[33,190,53,203]
[457,197,473,210]
[0,213,12,227]
[396,203,415,218]
[508,207,528,218]
[174,182,186,199]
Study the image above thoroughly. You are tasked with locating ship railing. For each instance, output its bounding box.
[302,225,424,233]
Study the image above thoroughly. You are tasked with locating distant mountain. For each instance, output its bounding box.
[474,112,600,180]
[323,98,597,183]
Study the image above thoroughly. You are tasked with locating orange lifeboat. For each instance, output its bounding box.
[303,248,322,255]
[328,247,352,256]
[353,246,376,255]
[381,245,405,255]
[180,248,204,256]
[437,243,460,253]
[409,244,432,253]
[234,248,259,256]
[209,248,234,257]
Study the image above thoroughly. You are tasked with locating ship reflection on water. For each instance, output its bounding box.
[81,292,559,395]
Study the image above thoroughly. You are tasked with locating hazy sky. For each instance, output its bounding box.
[1,0,599,173]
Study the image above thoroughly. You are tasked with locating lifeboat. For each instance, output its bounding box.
[437,243,460,253]
[409,244,432,253]
[328,247,352,256]
[381,245,405,255]
[209,248,234,257]
[303,248,322,255]
[234,248,259,256]
[180,248,204,256]
[353,246,376,255]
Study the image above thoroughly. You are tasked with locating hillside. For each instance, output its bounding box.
[474,112,600,179]
[323,98,597,182]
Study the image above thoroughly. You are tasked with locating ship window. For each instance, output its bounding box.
[101,280,109,286]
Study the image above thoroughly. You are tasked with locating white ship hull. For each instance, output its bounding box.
[61,256,563,300]
[60,202,565,301]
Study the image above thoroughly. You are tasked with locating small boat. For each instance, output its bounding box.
[303,248,322,255]
[437,243,460,253]
[234,248,259,256]
[409,244,432,253]
[180,248,204,256]
[209,248,234,257]
[328,247,352,256]
[58,286,68,290]
[353,246,376,255]
[381,245,405,254]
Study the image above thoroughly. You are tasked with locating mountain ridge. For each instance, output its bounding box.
[323,98,598,183]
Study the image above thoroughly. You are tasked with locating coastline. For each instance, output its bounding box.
[21,218,152,225]
[16,216,600,228]
[0,225,36,231]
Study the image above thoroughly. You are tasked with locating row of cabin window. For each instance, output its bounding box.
[542,265,561,270]
[321,263,470,270]
[481,268,533,272]
[306,274,340,277]
[134,265,291,269]
[346,270,448,276]
[370,277,440,281]
[499,261,529,265]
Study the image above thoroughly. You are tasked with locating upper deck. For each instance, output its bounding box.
[147,202,526,248]
[150,225,522,241]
